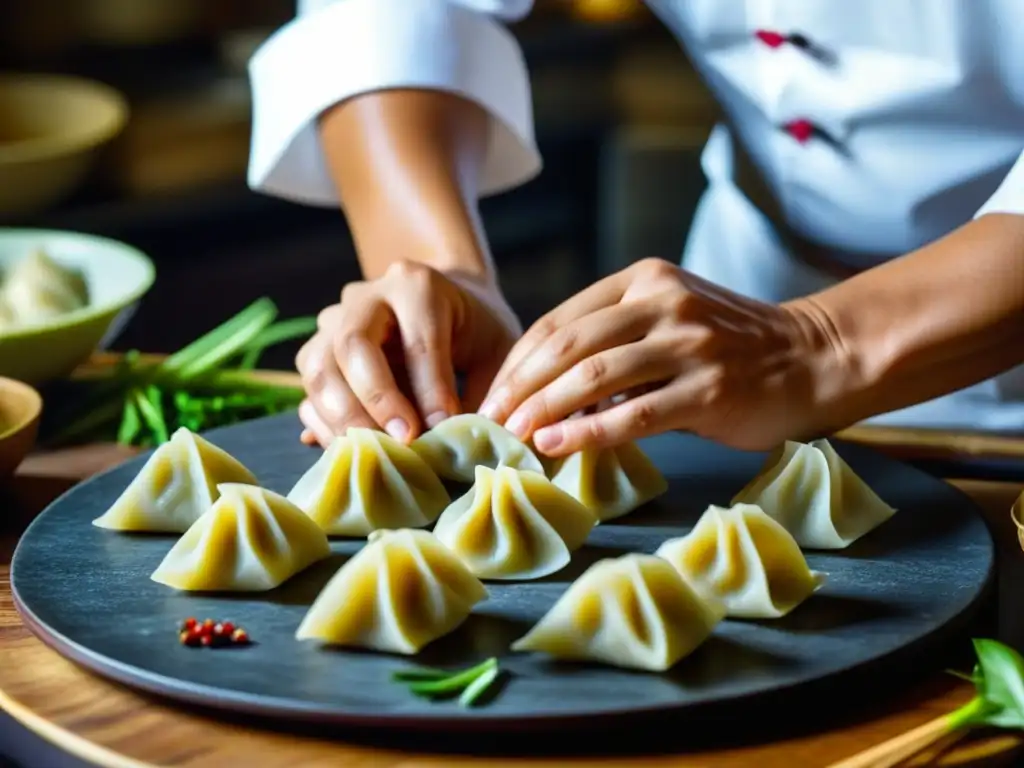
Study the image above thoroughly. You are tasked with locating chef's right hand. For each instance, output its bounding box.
[296,260,521,448]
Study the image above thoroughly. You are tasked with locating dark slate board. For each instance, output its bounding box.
[11,413,995,732]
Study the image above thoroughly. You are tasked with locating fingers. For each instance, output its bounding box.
[296,333,378,442]
[503,340,676,441]
[485,271,629,397]
[334,298,421,442]
[479,302,656,424]
[389,280,460,428]
[531,384,687,456]
[299,400,332,447]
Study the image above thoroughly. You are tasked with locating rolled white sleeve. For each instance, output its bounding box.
[975,150,1024,218]
[246,0,541,207]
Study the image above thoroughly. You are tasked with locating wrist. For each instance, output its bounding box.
[782,296,875,435]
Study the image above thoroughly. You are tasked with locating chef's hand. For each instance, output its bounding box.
[478,258,842,455]
[296,261,521,447]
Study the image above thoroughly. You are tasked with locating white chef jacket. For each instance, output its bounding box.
[246,0,1024,433]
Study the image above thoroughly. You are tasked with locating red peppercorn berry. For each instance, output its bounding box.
[178,618,252,648]
[754,29,787,48]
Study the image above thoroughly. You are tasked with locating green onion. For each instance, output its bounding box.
[835,639,1024,768]
[391,657,502,707]
[40,298,318,449]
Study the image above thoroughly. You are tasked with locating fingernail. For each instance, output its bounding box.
[533,426,561,452]
[425,411,449,429]
[505,411,530,439]
[478,388,509,421]
[384,418,410,442]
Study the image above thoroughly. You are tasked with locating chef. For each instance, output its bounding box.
[246,0,1024,455]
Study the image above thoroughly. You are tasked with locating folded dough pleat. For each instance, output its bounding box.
[432,466,597,580]
[656,503,825,619]
[286,427,449,536]
[411,414,546,482]
[511,553,724,671]
[93,427,258,532]
[151,483,330,591]
[549,442,668,522]
[732,439,896,549]
[296,528,487,654]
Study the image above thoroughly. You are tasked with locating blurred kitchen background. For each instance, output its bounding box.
[0,0,719,369]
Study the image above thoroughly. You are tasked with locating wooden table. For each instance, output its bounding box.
[1,442,1023,768]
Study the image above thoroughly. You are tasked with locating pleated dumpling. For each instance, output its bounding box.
[549,442,668,522]
[432,466,597,580]
[93,427,258,532]
[732,439,896,549]
[411,414,545,482]
[286,427,449,537]
[151,484,331,591]
[511,554,724,671]
[296,528,487,654]
[655,503,825,619]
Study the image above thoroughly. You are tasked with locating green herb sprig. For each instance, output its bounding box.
[392,657,502,708]
[41,298,317,448]
[834,638,1024,768]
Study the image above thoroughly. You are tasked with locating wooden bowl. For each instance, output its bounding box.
[0,377,41,481]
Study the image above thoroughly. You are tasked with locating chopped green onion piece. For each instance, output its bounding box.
[405,658,498,697]
[133,388,169,445]
[458,664,500,708]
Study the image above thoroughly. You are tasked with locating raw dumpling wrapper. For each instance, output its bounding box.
[432,466,597,580]
[296,528,487,654]
[732,439,896,549]
[93,427,258,532]
[411,413,546,482]
[3,249,89,325]
[655,503,825,619]
[511,553,724,671]
[286,427,449,536]
[151,484,330,591]
[549,442,668,522]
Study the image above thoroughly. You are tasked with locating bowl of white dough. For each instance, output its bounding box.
[0,228,155,383]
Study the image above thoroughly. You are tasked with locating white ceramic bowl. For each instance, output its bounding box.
[0,228,155,383]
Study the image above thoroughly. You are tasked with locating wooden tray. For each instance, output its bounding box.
[10,413,995,735]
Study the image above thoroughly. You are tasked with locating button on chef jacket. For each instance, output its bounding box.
[246,0,1024,433]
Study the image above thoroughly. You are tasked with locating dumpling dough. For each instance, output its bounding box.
[296,528,487,654]
[511,553,724,671]
[655,503,825,619]
[93,427,257,532]
[732,439,896,549]
[411,413,546,482]
[432,466,597,580]
[549,442,668,522]
[286,427,449,536]
[151,484,330,591]
[3,249,89,325]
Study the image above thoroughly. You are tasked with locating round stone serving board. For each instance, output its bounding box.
[11,413,995,731]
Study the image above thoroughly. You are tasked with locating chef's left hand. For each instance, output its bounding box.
[478,258,844,456]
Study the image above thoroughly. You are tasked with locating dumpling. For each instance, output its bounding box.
[656,503,825,619]
[93,427,258,532]
[511,554,723,671]
[151,484,331,591]
[732,439,896,549]
[296,528,487,654]
[432,466,597,580]
[286,427,449,537]
[410,413,545,482]
[3,249,89,325]
[549,442,668,522]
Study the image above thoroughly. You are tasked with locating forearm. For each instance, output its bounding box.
[795,213,1024,428]
[319,89,495,283]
